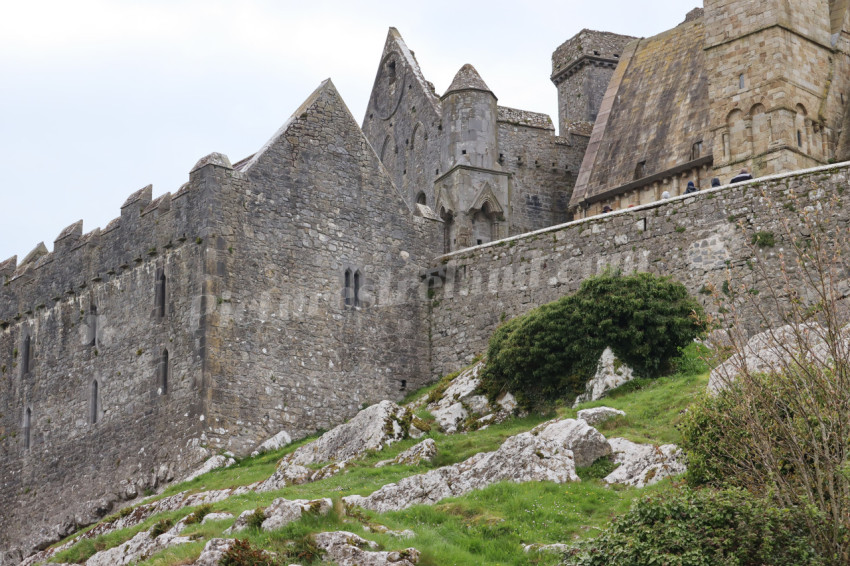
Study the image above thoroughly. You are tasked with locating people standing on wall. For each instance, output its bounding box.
[711,177,721,187]
[661,191,671,199]
[684,181,698,194]
[730,169,753,184]
[602,205,613,213]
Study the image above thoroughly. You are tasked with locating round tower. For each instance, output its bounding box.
[440,64,499,171]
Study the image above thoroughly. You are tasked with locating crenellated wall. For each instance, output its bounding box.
[0,156,232,558]
[427,161,850,378]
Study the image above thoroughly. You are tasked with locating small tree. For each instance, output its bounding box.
[681,187,850,565]
[480,271,704,409]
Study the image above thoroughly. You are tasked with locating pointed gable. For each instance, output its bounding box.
[242,78,413,216]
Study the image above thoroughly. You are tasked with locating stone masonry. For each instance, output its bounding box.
[8,2,850,562]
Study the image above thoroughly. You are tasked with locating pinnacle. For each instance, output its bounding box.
[444,64,492,97]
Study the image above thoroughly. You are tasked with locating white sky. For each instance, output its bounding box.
[0,0,692,261]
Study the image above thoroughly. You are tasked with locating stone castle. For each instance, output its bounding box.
[5,0,850,560]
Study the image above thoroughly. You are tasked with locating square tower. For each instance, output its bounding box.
[705,0,837,179]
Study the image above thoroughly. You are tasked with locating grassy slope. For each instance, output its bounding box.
[50,349,709,566]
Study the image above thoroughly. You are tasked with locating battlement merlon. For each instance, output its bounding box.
[0,149,239,322]
[551,29,638,85]
[497,106,554,131]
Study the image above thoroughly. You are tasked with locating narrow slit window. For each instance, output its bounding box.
[798,130,803,147]
[739,74,745,89]
[353,271,362,308]
[91,380,99,424]
[155,269,166,318]
[22,335,31,376]
[344,269,352,307]
[23,407,31,450]
[159,349,169,395]
[88,304,97,347]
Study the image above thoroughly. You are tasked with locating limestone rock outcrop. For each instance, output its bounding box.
[181,455,236,483]
[314,531,420,565]
[86,518,192,566]
[376,439,438,468]
[604,437,686,487]
[251,430,293,457]
[708,323,831,392]
[344,422,580,512]
[532,418,612,467]
[574,348,635,406]
[191,538,234,566]
[426,361,519,433]
[259,400,425,491]
[227,497,333,533]
[577,406,625,426]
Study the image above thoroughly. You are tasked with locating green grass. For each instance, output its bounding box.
[49,348,710,566]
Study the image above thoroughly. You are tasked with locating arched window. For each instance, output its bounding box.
[21,335,31,376]
[90,380,99,424]
[155,269,166,318]
[344,269,353,307]
[416,192,427,206]
[159,349,169,395]
[23,407,31,450]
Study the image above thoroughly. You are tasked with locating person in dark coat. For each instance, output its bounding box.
[711,177,721,187]
[730,169,753,184]
[684,181,698,194]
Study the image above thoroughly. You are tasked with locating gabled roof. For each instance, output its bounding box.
[571,15,711,207]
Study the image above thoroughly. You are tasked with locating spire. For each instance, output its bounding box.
[443,64,494,98]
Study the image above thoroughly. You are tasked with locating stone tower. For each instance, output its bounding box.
[550,29,637,135]
[705,0,850,178]
[434,64,509,250]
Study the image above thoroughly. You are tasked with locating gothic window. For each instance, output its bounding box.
[23,407,31,450]
[155,268,167,318]
[90,380,99,424]
[21,335,31,377]
[159,349,169,395]
[634,161,646,180]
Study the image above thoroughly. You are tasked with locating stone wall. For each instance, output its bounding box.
[496,109,582,231]
[198,80,443,455]
[0,163,226,560]
[551,29,636,133]
[361,28,443,210]
[428,161,850,378]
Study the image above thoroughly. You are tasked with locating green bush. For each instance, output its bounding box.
[563,488,822,566]
[480,271,704,409]
[220,538,280,566]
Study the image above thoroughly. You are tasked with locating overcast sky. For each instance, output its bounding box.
[0,0,692,262]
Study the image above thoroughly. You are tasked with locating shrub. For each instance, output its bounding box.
[149,517,173,538]
[563,488,822,565]
[480,271,704,409]
[687,186,850,564]
[184,503,213,525]
[220,538,280,566]
[247,507,266,530]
